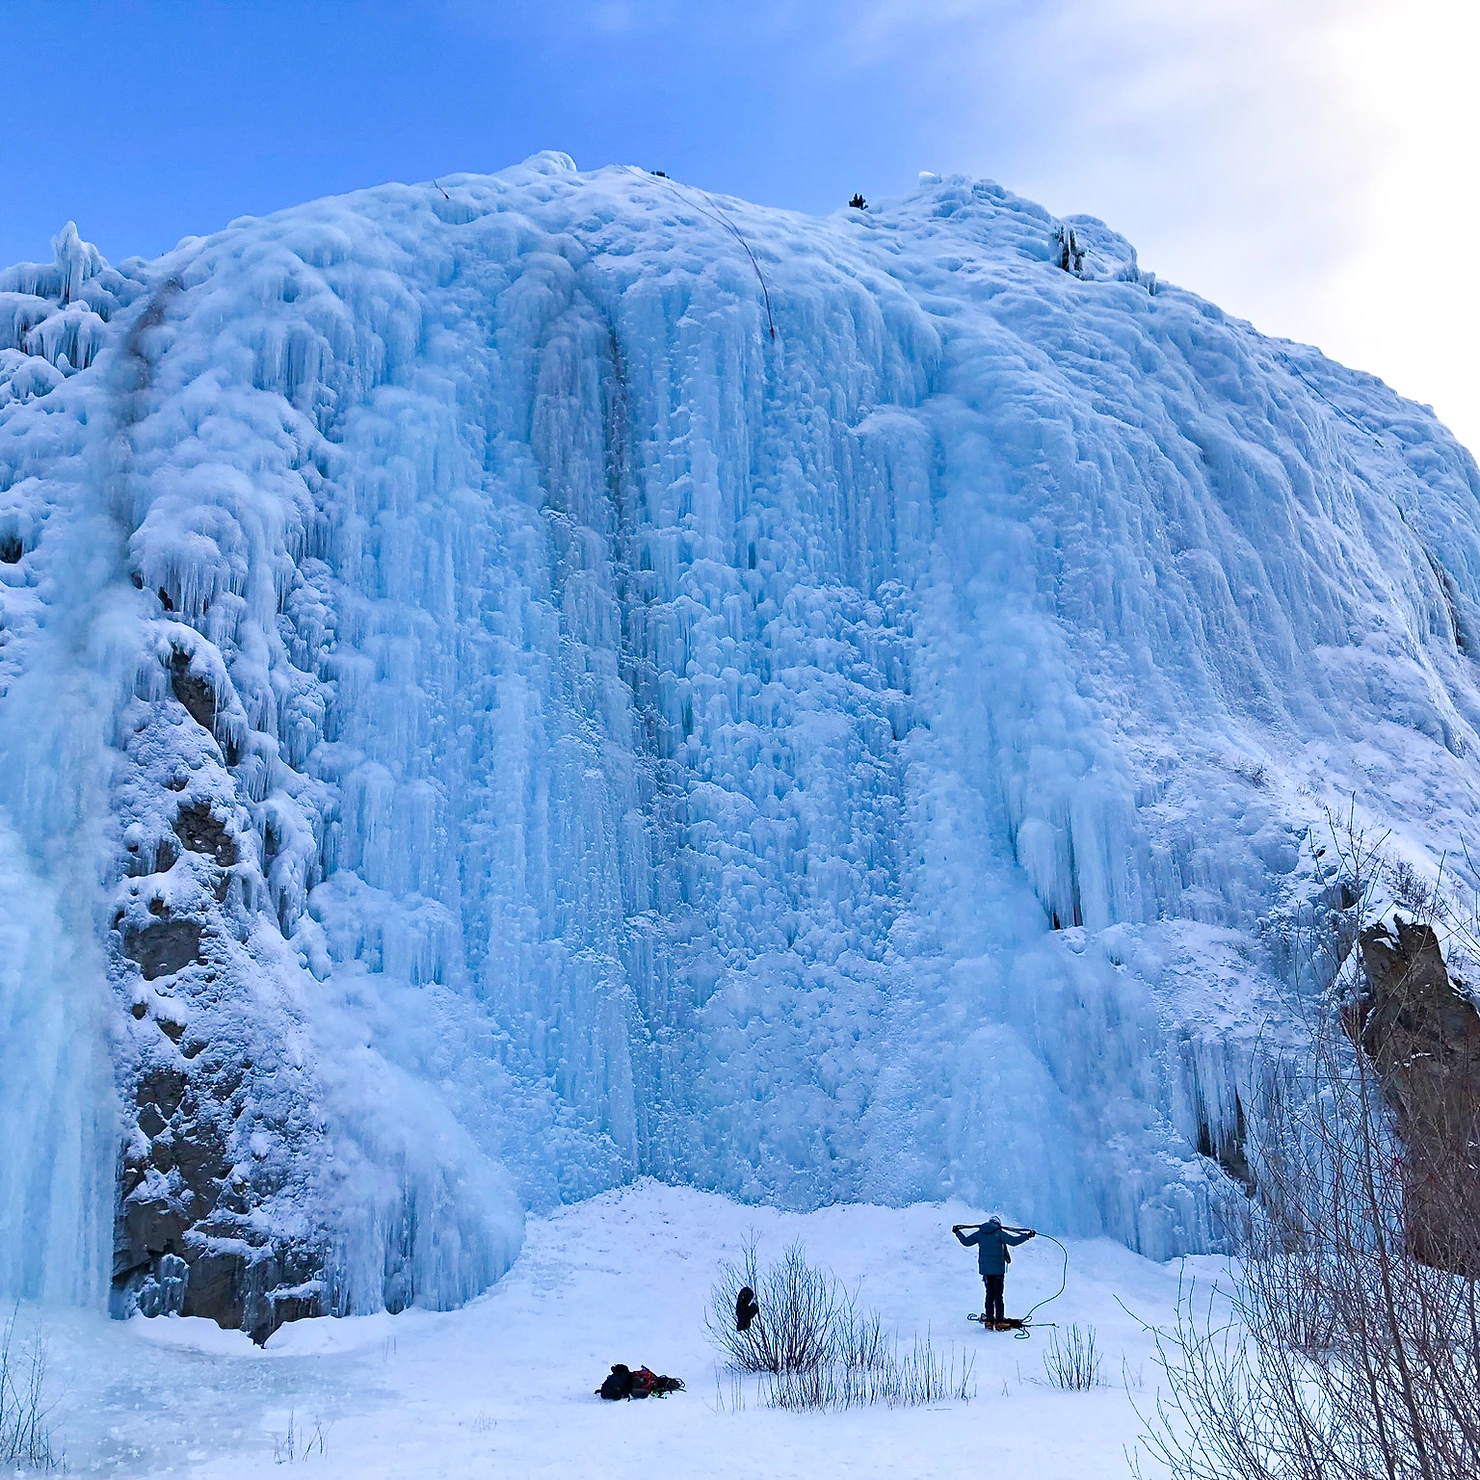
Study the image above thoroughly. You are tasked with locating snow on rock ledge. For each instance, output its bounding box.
[3,162,1480,1334]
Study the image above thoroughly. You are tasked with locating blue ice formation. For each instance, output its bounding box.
[4,153,1480,1324]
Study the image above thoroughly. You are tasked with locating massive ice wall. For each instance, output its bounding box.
[4,152,1480,1334]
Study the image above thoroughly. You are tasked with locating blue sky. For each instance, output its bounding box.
[5,0,1476,449]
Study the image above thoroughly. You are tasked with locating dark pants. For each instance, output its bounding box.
[982,1274,1005,1323]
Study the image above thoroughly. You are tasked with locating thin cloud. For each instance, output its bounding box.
[810,0,1477,446]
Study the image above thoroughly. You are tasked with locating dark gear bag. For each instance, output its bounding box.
[597,1363,684,1400]
[598,1364,634,1400]
[631,1366,684,1397]
[736,1285,760,1332]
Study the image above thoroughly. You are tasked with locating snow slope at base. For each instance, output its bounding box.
[38,1182,1209,1477]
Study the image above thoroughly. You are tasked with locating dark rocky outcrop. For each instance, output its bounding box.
[136,1252,189,1317]
[121,914,205,980]
[168,648,216,731]
[111,1056,324,1344]
[1196,1094,1255,1195]
[173,800,237,866]
[178,1243,321,1343]
[1355,916,1480,1272]
[113,1065,207,1313]
[106,646,321,1345]
[168,650,240,765]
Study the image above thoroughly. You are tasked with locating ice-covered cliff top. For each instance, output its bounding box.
[4,151,1480,1331]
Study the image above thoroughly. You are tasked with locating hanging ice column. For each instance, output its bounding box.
[0,563,122,1304]
[0,822,118,1305]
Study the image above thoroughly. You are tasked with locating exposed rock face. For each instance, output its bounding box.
[1194,1093,1255,1195]
[108,639,326,1345]
[122,913,205,980]
[111,1008,324,1343]
[168,648,216,732]
[168,649,240,765]
[173,801,238,867]
[1356,917,1480,1272]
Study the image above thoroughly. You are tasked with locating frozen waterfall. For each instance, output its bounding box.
[4,151,1480,1328]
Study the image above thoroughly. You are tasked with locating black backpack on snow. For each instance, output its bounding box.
[598,1364,634,1400]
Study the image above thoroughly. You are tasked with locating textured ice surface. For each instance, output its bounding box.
[4,153,1480,1315]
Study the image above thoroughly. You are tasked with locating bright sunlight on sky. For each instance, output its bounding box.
[3,1,1475,449]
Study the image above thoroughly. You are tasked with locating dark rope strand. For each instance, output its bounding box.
[629,167,776,340]
[1016,1233,1069,1336]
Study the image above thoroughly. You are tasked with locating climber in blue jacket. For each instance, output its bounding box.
[954,1216,1036,1324]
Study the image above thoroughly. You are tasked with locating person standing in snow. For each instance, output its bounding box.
[953,1217,1035,1324]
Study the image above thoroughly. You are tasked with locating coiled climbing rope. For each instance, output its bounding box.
[1015,1232,1069,1338]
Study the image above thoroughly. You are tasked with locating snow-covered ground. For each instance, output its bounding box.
[34,1181,1208,1477]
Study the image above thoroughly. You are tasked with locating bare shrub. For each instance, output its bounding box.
[0,1304,61,1471]
[891,1331,977,1407]
[707,1240,845,1374]
[835,1304,890,1371]
[1136,808,1480,1480]
[711,1368,749,1413]
[1387,856,1436,918]
[709,1243,975,1410]
[1042,1324,1103,1390]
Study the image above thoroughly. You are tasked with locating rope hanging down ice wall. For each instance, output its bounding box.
[630,167,777,340]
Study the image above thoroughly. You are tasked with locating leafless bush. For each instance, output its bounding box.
[1042,1323,1103,1390]
[709,1243,974,1410]
[1135,807,1480,1480]
[1387,857,1436,918]
[894,1332,977,1407]
[707,1240,846,1374]
[711,1368,749,1413]
[835,1305,890,1371]
[0,1304,61,1471]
